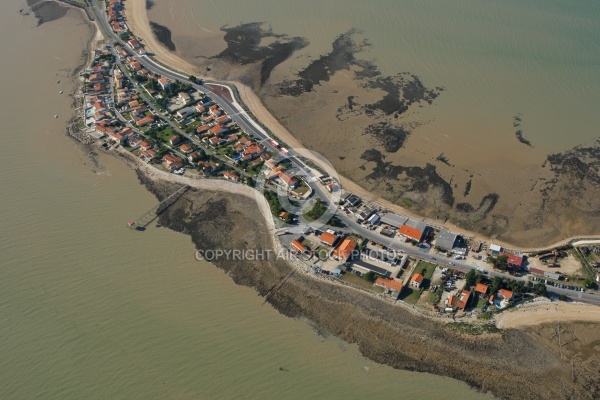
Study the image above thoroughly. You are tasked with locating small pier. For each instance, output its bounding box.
[128,185,190,231]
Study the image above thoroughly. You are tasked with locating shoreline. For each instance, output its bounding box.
[120,0,600,253]
[55,3,600,398]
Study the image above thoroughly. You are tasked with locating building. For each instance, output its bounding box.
[139,141,152,151]
[223,171,240,182]
[176,107,196,119]
[180,143,193,154]
[380,213,408,228]
[506,253,525,269]
[398,219,429,243]
[367,214,380,226]
[456,290,471,310]
[475,283,489,296]
[410,273,424,289]
[157,78,170,90]
[168,135,182,145]
[332,238,356,261]
[375,277,403,299]
[498,289,513,300]
[210,124,229,136]
[135,116,154,127]
[319,230,338,247]
[351,260,391,278]
[436,229,459,251]
[162,153,182,171]
[277,172,297,188]
[178,92,191,103]
[490,244,502,255]
[291,239,307,253]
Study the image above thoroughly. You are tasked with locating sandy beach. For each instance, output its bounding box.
[496,301,600,329]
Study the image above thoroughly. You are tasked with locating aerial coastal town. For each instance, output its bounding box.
[77,0,600,319]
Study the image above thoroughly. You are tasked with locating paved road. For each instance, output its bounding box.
[90,2,600,305]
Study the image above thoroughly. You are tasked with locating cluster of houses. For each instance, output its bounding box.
[107,0,146,55]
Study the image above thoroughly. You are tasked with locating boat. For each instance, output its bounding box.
[56,80,60,83]
[59,90,63,94]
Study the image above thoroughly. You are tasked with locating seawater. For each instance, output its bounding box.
[0,2,487,399]
[153,0,600,152]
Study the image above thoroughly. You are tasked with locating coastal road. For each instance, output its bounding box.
[90,2,600,306]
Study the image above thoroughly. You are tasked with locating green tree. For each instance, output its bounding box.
[188,75,197,84]
[465,269,476,287]
[491,276,502,294]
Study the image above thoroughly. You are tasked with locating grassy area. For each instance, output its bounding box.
[446,322,500,336]
[314,246,330,259]
[415,261,436,281]
[399,287,424,304]
[340,273,384,292]
[475,294,487,309]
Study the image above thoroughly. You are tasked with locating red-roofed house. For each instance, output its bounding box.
[475,283,489,296]
[135,116,154,127]
[291,239,307,253]
[498,289,513,300]
[319,231,338,246]
[162,153,182,171]
[506,253,525,269]
[375,277,403,298]
[410,273,424,289]
[210,124,229,136]
[180,143,193,154]
[332,238,356,261]
[398,222,427,242]
[196,125,210,135]
[157,78,170,90]
[456,290,471,310]
[223,171,240,182]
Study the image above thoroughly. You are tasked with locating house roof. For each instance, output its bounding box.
[411,273,424,284]
[457,290,471,310]
[210,124,227,134]
[278,172,296,186]
[319,231,337,246]
[490,244,502,252]
[381,213,408,228]
[399,224,424,242]
[135,116,153,126]
[291,239,306,252]
[332,238,356,260]
[180,143,193,152]
[436,229,459,251]
[498,289,513,299]
[196,125,210,133]
[375,277,403,292]
[475,283,489,295]
[506,253,524,267]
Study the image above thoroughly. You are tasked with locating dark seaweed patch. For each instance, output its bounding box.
[26,0,68,26]
[463,179,472,197]
[215,23,308,86]
[513,114,533,147]
[277,29,368,96]
[546,140,600,186]
[150,21,176,51]
[146,0,155,10]
[436,153,452,167]
[364,73,441,116]
[360,149,455,207]
[364,122,410,153]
